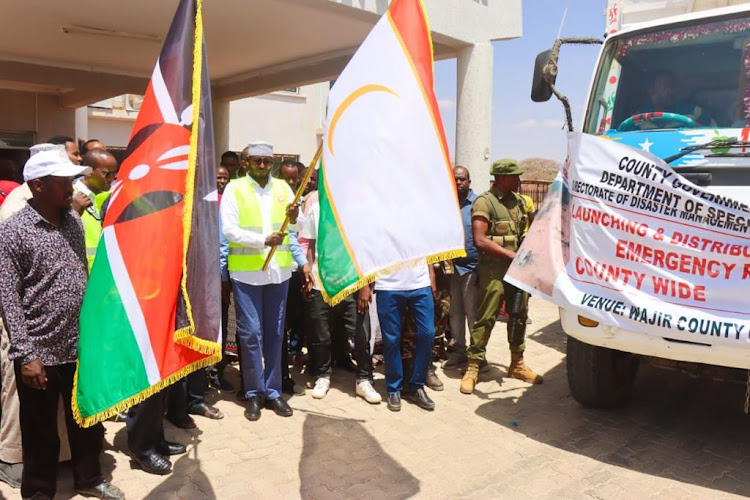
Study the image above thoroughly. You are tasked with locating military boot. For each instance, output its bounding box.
[508,352,543,384]
[460,361,480,394]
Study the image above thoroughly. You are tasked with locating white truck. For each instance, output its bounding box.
[532,0,750,408]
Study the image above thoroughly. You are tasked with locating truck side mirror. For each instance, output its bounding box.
[529,38,601,131]
[531,49,555,102]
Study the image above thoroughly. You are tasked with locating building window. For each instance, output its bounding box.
[275,153,300,163]
[0,131,35,149]
[279,87,299,94]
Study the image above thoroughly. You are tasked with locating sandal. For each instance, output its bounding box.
[188,403,224,420]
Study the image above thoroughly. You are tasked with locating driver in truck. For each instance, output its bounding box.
[635,70,716,128]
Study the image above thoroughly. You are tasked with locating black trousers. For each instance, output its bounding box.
[281,329,291,382]
[167,371,207,418]
[14,361,103,499]
[281,271,306,382]
[286,271,306,355]
[126,391,166,457]
[308,290,373,381]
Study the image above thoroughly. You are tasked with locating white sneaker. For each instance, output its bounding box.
[311,377,330,399]
[355,379,382,404]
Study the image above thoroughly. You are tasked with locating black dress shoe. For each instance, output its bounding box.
[282,377,306,396]
[387,392,401,412]
[75,480,125,499]
[264,397,293,417]
[244,395,262,421]
[404,387,435,411]
[426,372,444,391]
[156,440,187,456]
[130,451,172,475]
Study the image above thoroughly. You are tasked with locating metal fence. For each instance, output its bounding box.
[520,180,553,209]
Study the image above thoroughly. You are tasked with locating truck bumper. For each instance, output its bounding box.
[560,308,750,370]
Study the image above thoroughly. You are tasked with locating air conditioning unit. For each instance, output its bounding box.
[126,94,144,111]
[111,95,126,110]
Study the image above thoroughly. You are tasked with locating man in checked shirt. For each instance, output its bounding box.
[0,149,124,500]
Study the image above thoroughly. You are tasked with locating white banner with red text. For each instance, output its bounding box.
[505,132,750,346]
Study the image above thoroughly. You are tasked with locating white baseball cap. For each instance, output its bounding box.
[29,143,65,156]
[23,148,91,182]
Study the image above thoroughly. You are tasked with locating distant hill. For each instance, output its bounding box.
[520,158,561,181]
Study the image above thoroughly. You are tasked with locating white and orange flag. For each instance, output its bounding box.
[317,0,465,305]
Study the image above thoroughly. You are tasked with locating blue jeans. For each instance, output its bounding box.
[376,287,435,394]
[232,279,289,400]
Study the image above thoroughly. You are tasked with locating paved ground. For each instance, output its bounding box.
[3,297,750,499]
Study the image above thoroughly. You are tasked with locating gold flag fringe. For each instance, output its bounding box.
[318,248,466,307]
[173,0,222,360]
[71,350,221,428]
[176,0,204,348]
[174,325,223,356]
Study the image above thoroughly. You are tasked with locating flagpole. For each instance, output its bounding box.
[262,140,324,271]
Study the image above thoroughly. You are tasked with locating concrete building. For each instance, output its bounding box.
[227,84,328,164]
[79,83,328,167]
[0,0,522,184]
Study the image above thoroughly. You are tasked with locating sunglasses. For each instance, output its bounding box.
[249,157,274,166]
[97,169,118,180]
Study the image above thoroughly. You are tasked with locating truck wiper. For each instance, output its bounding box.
[704,152,750,158]
[662,138,750,164]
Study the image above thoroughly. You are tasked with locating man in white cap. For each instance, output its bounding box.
[0,149,124,499]
[0,142,80,488]
[0,137,88,223]
[221,140,309,421]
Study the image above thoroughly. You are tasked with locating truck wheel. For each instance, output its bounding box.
[566,335,640,409]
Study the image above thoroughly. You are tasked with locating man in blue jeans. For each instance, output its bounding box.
[375,261,437,411]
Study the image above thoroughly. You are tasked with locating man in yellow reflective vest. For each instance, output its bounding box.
[73,149,118,271]
[220,141,309,421]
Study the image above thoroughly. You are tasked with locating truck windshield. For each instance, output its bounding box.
[585,15,750,134]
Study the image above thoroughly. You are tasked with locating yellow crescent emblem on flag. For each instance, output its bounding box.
[327,84,399,156]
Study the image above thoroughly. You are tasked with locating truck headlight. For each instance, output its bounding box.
[578,316,599,327]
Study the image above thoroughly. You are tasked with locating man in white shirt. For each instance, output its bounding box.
[375,263,437,412]
[220,141,308,421]
[300,197,381,404]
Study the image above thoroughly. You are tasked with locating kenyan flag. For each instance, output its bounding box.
[73,0,221,427]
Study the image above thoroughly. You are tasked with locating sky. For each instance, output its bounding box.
[433,0,607,163]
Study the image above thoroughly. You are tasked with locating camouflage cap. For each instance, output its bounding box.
[490,158,523,176]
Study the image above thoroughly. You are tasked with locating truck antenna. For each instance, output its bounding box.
[556,4,569,41]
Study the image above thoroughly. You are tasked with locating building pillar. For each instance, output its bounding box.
[455,42,493,188]
[74,106,89,144]
[212,94,230,156]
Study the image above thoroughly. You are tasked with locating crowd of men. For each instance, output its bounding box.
[0,136,543,499]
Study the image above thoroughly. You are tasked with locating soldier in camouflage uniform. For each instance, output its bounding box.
[460,159,543,395]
